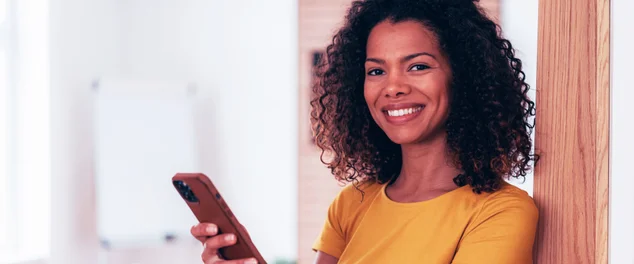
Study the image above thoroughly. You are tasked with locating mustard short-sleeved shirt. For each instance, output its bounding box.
[312,180,538,264]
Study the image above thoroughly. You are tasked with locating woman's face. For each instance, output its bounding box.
[364,20,452,145]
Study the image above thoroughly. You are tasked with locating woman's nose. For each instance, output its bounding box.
[384,74,411,98]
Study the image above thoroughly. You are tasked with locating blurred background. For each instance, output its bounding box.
[2,0,600,263]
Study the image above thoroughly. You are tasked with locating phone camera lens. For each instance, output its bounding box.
[186,191,199,203]
[215,193,221,199]
[173,180,199,203]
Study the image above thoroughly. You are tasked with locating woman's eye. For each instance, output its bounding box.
[367,69,384,76]
[409,64,430,71]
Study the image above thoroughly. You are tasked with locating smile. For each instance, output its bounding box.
[386,106,423,117]
[381,104,425,125]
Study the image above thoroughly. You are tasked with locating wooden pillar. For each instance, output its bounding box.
[532,0,610,263]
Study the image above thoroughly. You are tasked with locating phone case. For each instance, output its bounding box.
[172,173,267,264]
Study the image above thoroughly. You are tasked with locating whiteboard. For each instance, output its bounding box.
[93,78,200,248]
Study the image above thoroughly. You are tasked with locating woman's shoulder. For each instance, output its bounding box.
[332,179,384,205]
[326,179,385,218]
[324,180,385,234]
[469,181,539,224]
[488,181,536,207]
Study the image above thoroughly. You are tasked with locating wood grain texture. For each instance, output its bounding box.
[533,0,610,263]
[594,0,610,263]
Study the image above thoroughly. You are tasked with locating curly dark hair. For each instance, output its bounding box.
[310,0,538,194]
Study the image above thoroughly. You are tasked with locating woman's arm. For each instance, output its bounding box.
[314,251,339,264]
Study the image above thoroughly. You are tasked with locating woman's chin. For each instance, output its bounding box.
[385,132,422,145]
[384,128,445,145]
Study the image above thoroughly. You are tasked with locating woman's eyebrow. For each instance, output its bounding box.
[365,52,437,64]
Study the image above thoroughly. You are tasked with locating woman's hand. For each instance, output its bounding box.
[191,223,258,264]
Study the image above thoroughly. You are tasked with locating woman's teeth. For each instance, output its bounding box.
[387,106,423,117]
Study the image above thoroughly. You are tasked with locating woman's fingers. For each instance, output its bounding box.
[202,233,238,262]
[192,223,255,264]
[191,223,218,243]
[204,253,223,264]
[204,233,237,249]
[215,258,259,264]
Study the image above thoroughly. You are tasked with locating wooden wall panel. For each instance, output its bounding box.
[533,0,610,263]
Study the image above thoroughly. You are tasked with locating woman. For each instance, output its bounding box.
[191,0,539,263]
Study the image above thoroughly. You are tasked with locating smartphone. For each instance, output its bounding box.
[172,172,267,264]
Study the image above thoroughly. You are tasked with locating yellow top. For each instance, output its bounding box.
[312,180,539,264]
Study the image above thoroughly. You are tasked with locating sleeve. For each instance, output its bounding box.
[311,190,348,259]
[451,190,539,264]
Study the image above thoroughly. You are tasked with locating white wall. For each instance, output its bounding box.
[610,0,634,262]
[49,0,298,263]
[13,0,51,260]
[49,0,118,263]
[500,0,538,195]
[114,0,299,261]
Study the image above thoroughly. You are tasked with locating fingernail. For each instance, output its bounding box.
[225,234,235,241]
[245,258,258,264]
[206,225,217,234]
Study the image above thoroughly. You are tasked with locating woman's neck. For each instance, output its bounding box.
[390,133,462,196]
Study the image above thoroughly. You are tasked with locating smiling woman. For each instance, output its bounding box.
[307,0,539,263]
[363,21,452,145]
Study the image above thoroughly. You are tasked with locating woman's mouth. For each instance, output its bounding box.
[382,105,425,125]
[386,106,423,117]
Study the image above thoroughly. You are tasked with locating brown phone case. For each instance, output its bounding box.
[172,172,267,264]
